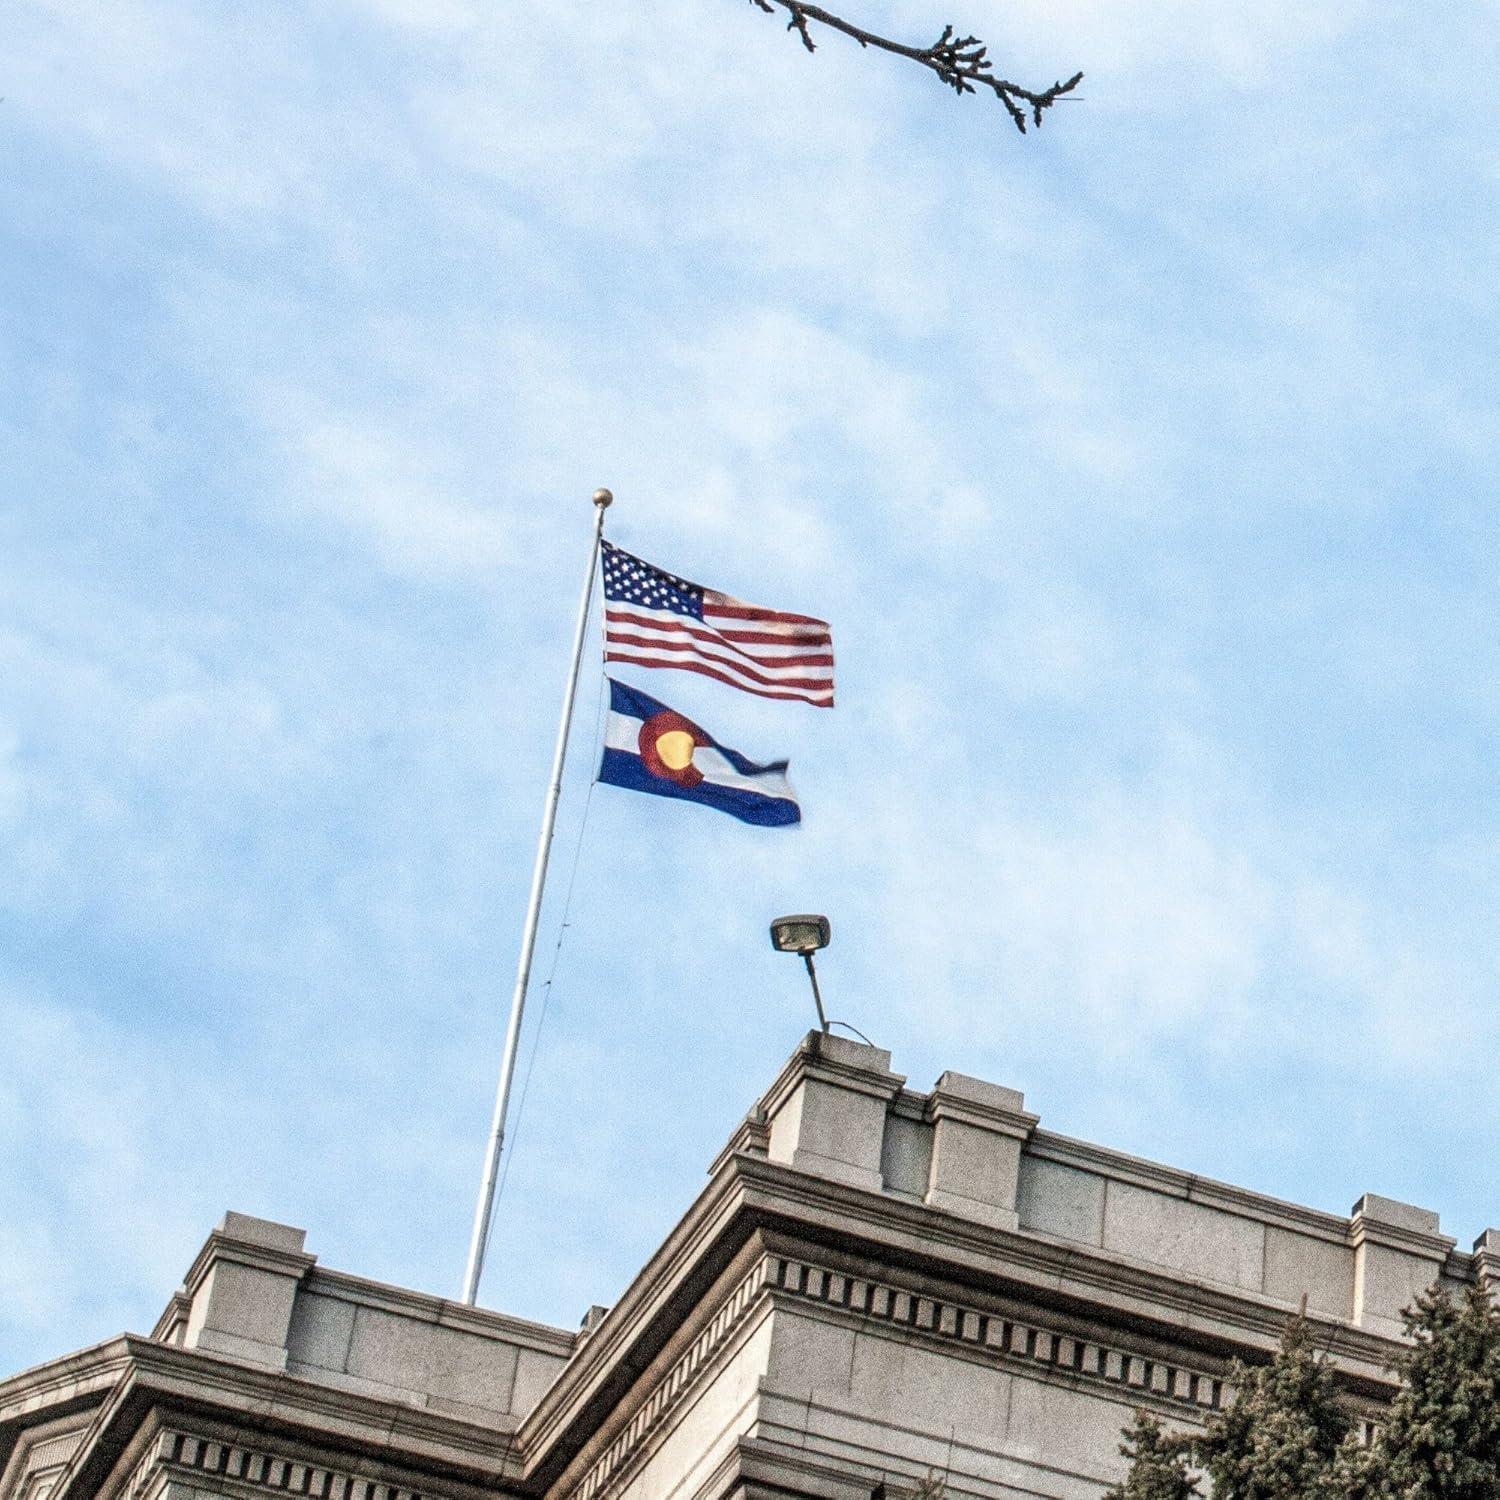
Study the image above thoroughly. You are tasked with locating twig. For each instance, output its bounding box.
[748,0,1081,133]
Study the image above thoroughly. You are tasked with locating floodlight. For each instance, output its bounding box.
[769,914,832,1030]
[769,914,831,955]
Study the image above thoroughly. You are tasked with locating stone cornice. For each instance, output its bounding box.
[552,1242,1233,1500]
[1348,1214,1456,1260]
[706,1111,770,1180]
[47,1337,526,1500]
[926,1095,1037,1140]
[515,1152,759,1486]
[148,1297,191,1348]
[924,1075,1038,1142]
[518,1140,1411,1499]
[0,1342,134,1430]
[0,1339,136,1487]
[545,1236,1393,1500]
[558,1254,775,1500]
[723,1154,1404,1380]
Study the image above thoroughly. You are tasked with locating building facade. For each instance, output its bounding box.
[5,1033,1497,1500]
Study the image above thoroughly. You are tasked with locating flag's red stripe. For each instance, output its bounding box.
[604,608,831,658]
[606,628,834,671]
[605,638,834,692]
[704,596,828,628]
[604,652,834,706]
[604,615,832,665]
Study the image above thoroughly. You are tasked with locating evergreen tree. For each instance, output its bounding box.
[1192,1317,1350,1500]
[1369,1284,1500,1500]
[1105,1410,1199,1500]
[1329,1426,1385,1500]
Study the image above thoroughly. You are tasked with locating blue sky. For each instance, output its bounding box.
[5,0,1500,1372]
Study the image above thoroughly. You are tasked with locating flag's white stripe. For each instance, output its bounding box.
[605,603,831,658]
[606,640,833,690]
[604,711,641,754]
[694,746,796,801]
[603,713,797,802]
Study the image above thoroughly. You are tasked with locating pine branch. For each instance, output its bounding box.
[747,0,1082,133]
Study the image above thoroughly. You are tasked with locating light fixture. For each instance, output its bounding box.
[770,914,831,1032]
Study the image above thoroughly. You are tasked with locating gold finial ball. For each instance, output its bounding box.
[593,487,614,508]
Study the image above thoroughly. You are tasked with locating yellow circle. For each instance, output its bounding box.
[655,729,697,771]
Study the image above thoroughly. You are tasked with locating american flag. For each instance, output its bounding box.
[600,541,834,707]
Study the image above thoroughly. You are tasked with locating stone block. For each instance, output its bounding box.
[1472,1230,1500,1294]
[879,1114,933,1199]
[344,1308,520,1413]
[1263,1228,1353,1318]
[846,1330,1010,1436]
[1016,1158,1106,1246]
[924,1123,1024,1230]
[930,1072,1026,1115]
[512,1346,570,1416]
[286,1292,357,1372]
[768,1312,855,1401]
[1352,1244,1444,1337]
[1004,1377,1140,1471]
[1102,1182,1265,1292]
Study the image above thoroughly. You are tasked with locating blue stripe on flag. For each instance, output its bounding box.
[598,748,801,827]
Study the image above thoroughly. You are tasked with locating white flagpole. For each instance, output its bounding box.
[462,486,613,1306]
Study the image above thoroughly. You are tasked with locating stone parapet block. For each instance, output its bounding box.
[1349,1194,1454,1338]
[923,1072,1038,1231]
[762,1033,904,1193]
[1473,1229,1500,1294]
[179,1213,317,1372]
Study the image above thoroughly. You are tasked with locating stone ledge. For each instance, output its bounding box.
[764,1252,1231,1415]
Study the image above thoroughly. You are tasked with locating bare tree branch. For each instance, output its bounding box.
[748,0,1082,133]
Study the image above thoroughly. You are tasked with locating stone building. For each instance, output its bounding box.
[5,1033,1497,1500]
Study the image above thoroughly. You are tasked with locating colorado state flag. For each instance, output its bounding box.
[598,678,800,827]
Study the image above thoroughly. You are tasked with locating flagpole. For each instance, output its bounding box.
[461,486,612,1306]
